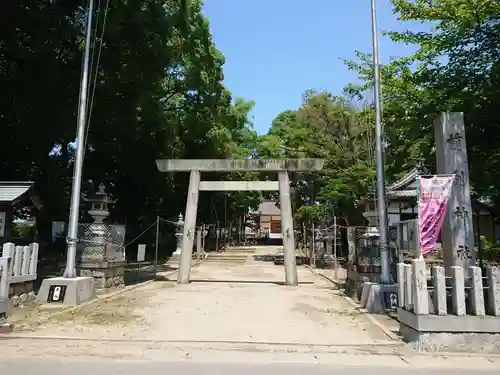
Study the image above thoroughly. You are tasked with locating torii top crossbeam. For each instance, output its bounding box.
[155,158,325,172]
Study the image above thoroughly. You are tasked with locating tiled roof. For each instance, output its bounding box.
[387,190,416,197]
[0,181,34,203]
[257,201,281,215]
[387,165,429,192]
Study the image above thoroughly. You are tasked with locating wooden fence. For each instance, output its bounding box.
[0,242,39,301]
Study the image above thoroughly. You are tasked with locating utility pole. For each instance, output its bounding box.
[370,0,391,284]
[154,216,159,276]
[333,215,338,281]
[63,0,95,278]
[311,222,315,267]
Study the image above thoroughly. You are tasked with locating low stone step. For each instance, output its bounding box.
[204,259,247,264]
[205,256,248,261]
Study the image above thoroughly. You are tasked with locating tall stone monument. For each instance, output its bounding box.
[434,112,475,271]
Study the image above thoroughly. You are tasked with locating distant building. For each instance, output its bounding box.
[0,181,42,245]
[249,200,282,240]
[361,165,500,246]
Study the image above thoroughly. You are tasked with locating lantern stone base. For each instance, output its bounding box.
[61,261,126,289]
[167,251,182,265]
[358,282,397,313]
[344,267,381,300]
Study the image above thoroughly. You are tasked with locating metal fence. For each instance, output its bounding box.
[77,223,126,262]
[345,221,419,282]
[389,219,419,261]
[348,226,382,273]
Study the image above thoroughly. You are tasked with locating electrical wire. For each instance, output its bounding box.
[122,219,158,248]
[83,0,111,155]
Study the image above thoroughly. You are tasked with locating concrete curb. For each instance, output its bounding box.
[305,265,343,289]
[8,261,203,332]
[342,295,400,341]
[0,335,402,347]
[305,266,400,341]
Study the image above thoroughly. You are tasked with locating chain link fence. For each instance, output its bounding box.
[389,218,419,261]
[77,223,126,262]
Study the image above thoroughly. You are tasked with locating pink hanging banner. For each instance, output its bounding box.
[418,175,455,255]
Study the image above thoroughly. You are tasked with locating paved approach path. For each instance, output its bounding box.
[9,262,390,346]
[2,262,500,368]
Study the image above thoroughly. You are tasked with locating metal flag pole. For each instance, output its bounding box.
[370,0,391,284]
[63,0,95,278]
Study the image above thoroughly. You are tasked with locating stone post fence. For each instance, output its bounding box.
[397,258,500,352]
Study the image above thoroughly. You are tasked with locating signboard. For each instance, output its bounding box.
[47,285,67,303]
[137,244,146,262]
[418,175,454,255]
[0,212,5,237]
[383,292,398,310]
[51,221,67,242]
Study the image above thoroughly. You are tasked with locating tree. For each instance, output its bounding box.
[0,0,259,248]
[257,91,376,226]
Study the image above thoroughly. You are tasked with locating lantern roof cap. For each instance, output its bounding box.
[82,183,116,204]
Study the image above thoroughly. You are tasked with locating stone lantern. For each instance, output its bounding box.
[79,184,116,260]
[202,225,208,244]
[77,183,125,289]
[171,213,184,260]
[360,211,382,274]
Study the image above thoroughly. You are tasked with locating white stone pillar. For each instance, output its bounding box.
[178,170,200,284]
[278,171,298,286]
[431,265,447,315]
[196,228,202,260]
[451,266,466,315]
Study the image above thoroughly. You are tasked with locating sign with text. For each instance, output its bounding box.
[383,292,398,310]
[48,285,67,303]
[418,175,455,255]
[0,212,5,237]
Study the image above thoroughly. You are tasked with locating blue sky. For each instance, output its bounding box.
[202,0,429,135]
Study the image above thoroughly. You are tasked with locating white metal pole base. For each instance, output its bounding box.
[36,276,96,306]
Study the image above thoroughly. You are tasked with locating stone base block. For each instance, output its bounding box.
[63,261,125,289]
[0,298,11,317]
[36,277,96,306]
[345,269,381,300]
[398,308,500,353]
[359,282,397,313]
[0,322,14,333]
[9,281,34,297]
[400,322,500,353]
[167,253,182,265]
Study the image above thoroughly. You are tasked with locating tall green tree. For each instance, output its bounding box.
[0,0,259,245]
[258,91,376,226]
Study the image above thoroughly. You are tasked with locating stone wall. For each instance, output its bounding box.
[74,261,125,289]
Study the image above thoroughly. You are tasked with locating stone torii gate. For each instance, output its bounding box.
[155,159,324,286]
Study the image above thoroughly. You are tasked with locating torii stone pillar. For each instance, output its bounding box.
[155,159,325,286]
